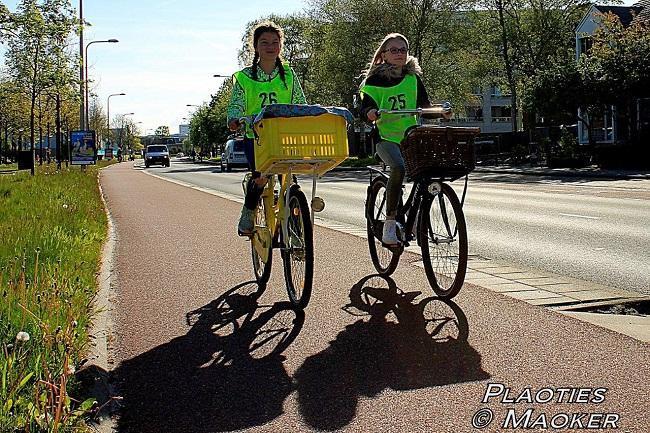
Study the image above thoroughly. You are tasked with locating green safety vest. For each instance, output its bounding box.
[233,63,294,138]
[359,73,418,144]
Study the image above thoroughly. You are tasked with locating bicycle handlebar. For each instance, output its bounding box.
[377,103,452,119]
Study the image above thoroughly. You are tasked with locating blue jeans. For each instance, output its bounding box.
[376,140,405,218]
[243,137,263,210]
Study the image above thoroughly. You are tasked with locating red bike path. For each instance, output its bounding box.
[98,162,649,432]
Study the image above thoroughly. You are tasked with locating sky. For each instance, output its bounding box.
[2,0,641,135]
[2,0,308,135]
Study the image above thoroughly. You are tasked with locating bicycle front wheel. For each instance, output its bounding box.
[418,183,468,299]
[366,177,401,275]
[281,184,313,309]
[251,197,273,287]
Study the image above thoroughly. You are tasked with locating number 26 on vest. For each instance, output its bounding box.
[259,92,278,107]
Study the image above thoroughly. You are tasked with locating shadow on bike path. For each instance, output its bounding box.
[112,282,305,433]
[294,274,490,431]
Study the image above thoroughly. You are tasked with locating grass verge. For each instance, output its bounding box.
[1,161,114,431]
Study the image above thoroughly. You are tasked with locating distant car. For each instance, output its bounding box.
[221,138,247,172]
[145,145,170,168]
[176,152,184,158]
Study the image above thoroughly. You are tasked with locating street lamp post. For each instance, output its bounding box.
[78,0,84,130]
[85,39,118,129]
[107,92,125,150]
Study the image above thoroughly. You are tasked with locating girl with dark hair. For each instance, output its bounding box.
[227,21,306,236]
[359,33,450,246]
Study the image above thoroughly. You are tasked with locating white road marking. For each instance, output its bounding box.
[558,213,601,220]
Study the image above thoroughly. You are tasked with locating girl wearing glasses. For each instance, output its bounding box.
[359,33,439,246]
[227,21,306,236]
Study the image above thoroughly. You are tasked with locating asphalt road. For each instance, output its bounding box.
[151,159,650,296]
[99,161,650,432]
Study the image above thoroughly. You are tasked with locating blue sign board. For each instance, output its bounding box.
[70,130,97,165]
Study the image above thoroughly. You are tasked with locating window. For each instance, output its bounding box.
[491,106,512,122]
[579,37,593,55]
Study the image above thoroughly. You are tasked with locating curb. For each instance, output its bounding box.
[81,171,119,432]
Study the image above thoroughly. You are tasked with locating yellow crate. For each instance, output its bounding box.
[254,113,349,175]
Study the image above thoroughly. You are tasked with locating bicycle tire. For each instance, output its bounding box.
[418,183,468,299]
[366,177,401,275]
[281,184,313,309]
[251,196,273,287]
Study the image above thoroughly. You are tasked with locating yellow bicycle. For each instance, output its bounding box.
[240,104,351,308]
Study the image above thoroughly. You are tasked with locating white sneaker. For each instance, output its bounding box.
[382,219,399,246]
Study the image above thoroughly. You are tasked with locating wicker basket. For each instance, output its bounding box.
[401,126,480,181]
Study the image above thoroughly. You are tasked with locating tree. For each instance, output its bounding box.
[154,125,170,136]
[482,0,588,131]
[87,96,107,143]
[3,0,77,173]
[583,13,650,142]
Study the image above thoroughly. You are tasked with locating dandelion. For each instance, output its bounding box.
[72,320,78,328]
[66,364,76,375]
[63,204,69,209]
[16,331,30,343]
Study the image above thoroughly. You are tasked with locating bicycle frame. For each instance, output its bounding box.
[368,167,459,246]
[252,170,292,263]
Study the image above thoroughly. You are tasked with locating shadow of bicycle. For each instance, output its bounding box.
[294,274,490,431]
[113,281,305,433]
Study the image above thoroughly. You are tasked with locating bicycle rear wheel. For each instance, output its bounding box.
[418,183,468,299]
[366,176,401,275]
[281,184,313,309]
[251,196,272,287]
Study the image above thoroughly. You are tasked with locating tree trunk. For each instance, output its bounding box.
[56,93,62,170]
[496,0,518,133]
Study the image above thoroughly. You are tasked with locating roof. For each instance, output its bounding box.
[632,0,650,23]
[595,5,643,26]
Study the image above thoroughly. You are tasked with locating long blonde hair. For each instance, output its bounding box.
[362,33,422,83]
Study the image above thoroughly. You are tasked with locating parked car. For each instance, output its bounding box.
[221,138,247,172]
[176,152,185,158]
[145,145,170,168]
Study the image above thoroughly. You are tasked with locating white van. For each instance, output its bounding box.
[220,138,247,172]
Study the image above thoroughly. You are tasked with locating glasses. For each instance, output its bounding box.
[384,47,408,55]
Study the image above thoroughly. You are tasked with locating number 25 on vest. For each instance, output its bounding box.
[388,94,406,110]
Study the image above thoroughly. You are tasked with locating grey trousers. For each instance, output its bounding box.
[376,140,405,218]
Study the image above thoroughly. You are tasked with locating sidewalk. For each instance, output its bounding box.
[473,163,650,180]
[186,156,650,180]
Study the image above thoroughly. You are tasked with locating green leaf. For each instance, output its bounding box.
[16,371,33,393]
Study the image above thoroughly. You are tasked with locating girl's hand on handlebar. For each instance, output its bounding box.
[367,109,379,122]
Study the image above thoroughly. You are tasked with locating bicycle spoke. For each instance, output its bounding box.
[419,184,467,299]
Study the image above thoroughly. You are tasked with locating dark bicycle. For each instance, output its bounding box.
[365,107,480,299]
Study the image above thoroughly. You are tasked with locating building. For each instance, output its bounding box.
[448,85,515,135]
[575,2,648,144]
